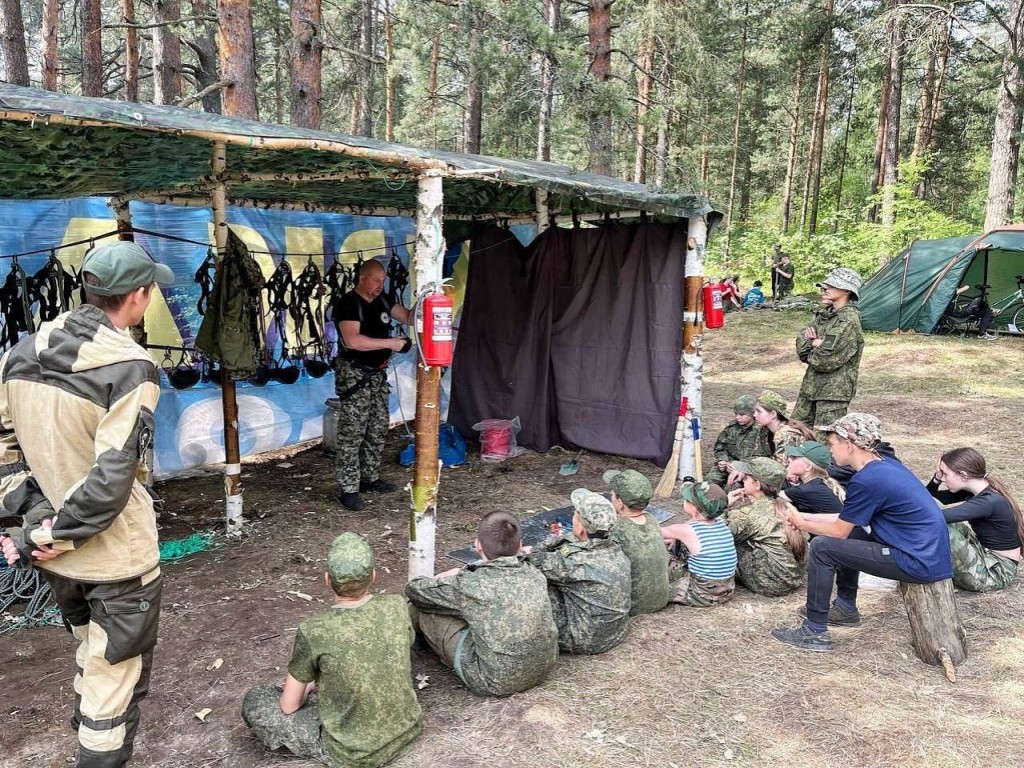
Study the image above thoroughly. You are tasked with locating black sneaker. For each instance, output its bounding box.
[798,602,862,627]
[360,478,398,493]
[771,624,834,652]
[338,492,366,511]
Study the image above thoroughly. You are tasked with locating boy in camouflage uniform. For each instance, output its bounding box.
[406,510,559,696]
[242,532,422,767]
[773,254,795,301]
[792,267,864,428]
[527,489,632,654]
[706,394,768,488]
[605,469,671,615]
[1,241,173,768]
[725,458,805,597]
[333,260,412,511]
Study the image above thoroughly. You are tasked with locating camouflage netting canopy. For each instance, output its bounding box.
[0,84,720,224]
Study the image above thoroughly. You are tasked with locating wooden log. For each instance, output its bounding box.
[898,579,967,681]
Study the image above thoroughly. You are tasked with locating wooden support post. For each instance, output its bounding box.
[679,215,707,481]
[409,171,446,580]
[535,189,549,235]
[210,141,245,533]
[898,579,968,682]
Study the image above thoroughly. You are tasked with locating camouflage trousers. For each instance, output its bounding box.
[334,360,390,493]
[948,522,1019,593]
[790,397,849,430]
[45,568,162,768]
[241,683,330,764]
[410,607,469,683]
[735,544,804,597]
[667,549,735,607]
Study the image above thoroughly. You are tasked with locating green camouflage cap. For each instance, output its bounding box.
[731,457,786,491]
[680,481,729,519]
[82,241,175,296]
[817,267,863,299]
[784,440,831,470]
[756,389,789,419]
[733,394,756,415]
[819,412,882,451]
[326,532,374,586]
[570,489,618,534]
[602,469,653,509]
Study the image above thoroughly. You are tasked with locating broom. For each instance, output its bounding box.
[654,397,688,499]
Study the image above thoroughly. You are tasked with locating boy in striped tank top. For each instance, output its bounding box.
[661,482,738,607]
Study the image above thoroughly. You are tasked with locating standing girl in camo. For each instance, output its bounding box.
[927,447,1022,592]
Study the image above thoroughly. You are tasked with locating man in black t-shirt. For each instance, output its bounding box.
[332,260,412,511]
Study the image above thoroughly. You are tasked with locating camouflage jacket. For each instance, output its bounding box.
[287,594,422,768]
[754,422,807,463]
[713,422,769,464]
[795,304,864,401]
[527,535,631,655]
[405,556,559,696]
[609,514,670,616]
[725,497,804,596]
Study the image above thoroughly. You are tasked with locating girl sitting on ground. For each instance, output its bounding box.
[927,447,1022,592]
[749,389,816,467]
[780,440,844,516]
[724,457,808,597]
[661,482,737,608]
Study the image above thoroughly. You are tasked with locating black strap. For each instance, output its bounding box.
[335,365,384,401]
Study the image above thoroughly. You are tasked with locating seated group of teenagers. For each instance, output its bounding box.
[241,391,1023,768]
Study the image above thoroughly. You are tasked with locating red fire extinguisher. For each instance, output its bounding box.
[703,280,724,329]
[417,293,455,366]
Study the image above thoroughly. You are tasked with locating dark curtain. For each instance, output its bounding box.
[449,220,688,465]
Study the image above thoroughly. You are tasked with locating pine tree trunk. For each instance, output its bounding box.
[384,0,395,141]
[725,0,749,245]
[654,109,668,189]
[868,63,891,222]
[217,0,259,119]
[740,77,763,220]
[834,57,855,231]
[41,0,59,90]
[153,0,183,104]
[1,0,30,86]
[352,0,375,137]
[782,58,803,234]
[290,0,322,129]
[881,0,906,228]
[588,0,613,176]
[806,0,833,235]
[984,0,1024,230]
[537,0,559,161]
[634,31,655,183]
[187,0,222,113]
[123,0,139,101]
[463,14,482,154]
[80,0,103,96]
[428,32,440,148]
[273,1,285,122]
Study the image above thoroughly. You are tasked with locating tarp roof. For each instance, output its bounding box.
[0,84,720,225]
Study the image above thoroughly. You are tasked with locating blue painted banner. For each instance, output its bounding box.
[0,198,466,477]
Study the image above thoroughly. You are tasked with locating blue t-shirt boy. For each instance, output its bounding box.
[840,458,953,581]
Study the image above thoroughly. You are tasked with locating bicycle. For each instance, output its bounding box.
[936,275,1024,336]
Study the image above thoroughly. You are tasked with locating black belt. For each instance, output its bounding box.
[0,461,29,478]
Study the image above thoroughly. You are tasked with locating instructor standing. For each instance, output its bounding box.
[333,259,411,511]
[1,241,174,767]
[792,267,864,428]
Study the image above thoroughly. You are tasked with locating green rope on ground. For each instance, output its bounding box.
[159,533,224,563]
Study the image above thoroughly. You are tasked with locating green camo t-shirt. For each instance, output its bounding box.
[610,513,670,615]
[288,594,422,768]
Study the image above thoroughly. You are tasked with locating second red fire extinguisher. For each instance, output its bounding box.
[703,280,724,329]
[416,293,455,366]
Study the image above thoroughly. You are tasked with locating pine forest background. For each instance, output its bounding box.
[2,0,1024,286]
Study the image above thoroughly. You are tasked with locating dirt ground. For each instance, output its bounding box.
[3,305,1024,768]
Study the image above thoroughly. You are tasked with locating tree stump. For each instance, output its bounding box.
[898,580,967,682]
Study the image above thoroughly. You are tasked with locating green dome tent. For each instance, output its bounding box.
[860,227,1024,334]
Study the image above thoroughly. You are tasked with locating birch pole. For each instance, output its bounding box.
[210,141,245,532]
[678,216,707,480]
[409,171,446,580]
